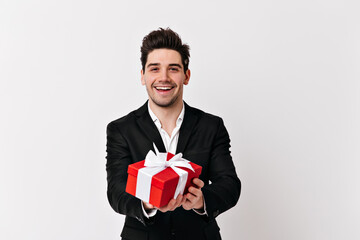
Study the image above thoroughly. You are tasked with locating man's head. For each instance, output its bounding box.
[141,28,190,74]
[140,28,191,108]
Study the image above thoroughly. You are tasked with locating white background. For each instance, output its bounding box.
[1,0,359,239]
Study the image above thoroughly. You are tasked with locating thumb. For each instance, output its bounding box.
[143,201,155,210]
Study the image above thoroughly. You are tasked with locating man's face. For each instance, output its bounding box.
[141,48,190,108]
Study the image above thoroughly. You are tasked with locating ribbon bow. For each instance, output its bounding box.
[144,143,194,172]
[135,143,194,203]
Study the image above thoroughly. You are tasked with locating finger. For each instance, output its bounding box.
[159,198,176,212]
[142,201,155,210]
[158,206,168,213]
[147,203,154,210]
[185,192,197,203]
[182,196,192,210]
[185,192,204,210]
[180,195,187,206]
[168,198,178,209]
[188,186,202,197]
[175,195,183,207]
[182,200,192,210]
[192,178,204,188]
[170,195,182,211]
[160,195,184,212]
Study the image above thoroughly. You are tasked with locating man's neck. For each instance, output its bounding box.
[149,99,183,135]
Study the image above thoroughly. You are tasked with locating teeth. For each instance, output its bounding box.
[156,87,172,90]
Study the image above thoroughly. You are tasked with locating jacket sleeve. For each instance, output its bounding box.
[106,121,151,226]
[201,118,241,221]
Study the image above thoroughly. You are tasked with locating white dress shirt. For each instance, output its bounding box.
[148,102,185,154]
[141,102,207,218]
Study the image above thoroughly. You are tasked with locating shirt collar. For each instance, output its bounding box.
[148,102,185,130]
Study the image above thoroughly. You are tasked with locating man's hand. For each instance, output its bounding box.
[182,178,205,211]
[142,194,186,213]
[143,201,155,211]
[158,194,186,212]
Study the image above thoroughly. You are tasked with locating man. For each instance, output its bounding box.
[106,28,241,240]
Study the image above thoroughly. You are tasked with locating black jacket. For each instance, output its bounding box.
[106,102,241,240]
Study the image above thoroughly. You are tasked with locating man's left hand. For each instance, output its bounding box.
[182,178,205,211]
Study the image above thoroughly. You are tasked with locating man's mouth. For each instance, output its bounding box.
[154,86,174,92]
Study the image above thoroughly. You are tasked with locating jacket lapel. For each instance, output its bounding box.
[135,102,166,153]
[176,102,199,154]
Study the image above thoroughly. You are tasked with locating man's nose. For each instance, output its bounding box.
[159,69,170,81]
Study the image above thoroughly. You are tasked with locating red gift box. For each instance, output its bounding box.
[126,151,202,208]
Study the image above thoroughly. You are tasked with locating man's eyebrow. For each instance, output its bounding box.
[169,64,182,68]
[146,63,160,68]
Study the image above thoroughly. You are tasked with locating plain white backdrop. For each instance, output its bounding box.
[1,0,359,239]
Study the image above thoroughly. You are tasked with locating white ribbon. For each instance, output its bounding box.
[135,143,194,203]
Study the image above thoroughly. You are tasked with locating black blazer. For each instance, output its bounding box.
[106,102,241,240]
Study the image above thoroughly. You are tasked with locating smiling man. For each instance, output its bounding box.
[106,28,241,240]
[142,48,188,108]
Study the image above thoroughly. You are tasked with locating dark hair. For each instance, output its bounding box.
[141,28,190,73]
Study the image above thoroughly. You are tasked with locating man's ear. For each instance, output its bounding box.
[141,69,145,85]
[184,69,191,85]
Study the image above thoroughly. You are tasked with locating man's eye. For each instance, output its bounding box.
[170,68,179,71]
[150,68,159,71]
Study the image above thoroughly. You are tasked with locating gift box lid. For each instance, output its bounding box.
[127,152,202,190]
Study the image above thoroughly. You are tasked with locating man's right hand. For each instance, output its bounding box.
[143,194,186,213]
